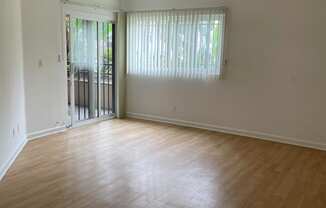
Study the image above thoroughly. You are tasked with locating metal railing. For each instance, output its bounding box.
[67,63,114,121]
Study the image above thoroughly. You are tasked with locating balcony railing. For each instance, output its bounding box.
[67,63,114,121]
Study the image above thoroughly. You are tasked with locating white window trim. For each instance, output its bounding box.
[62,2,116,22]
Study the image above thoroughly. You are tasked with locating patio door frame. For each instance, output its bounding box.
[62,3,116,128]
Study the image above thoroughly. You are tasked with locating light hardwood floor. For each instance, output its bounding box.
[0,118,326,208]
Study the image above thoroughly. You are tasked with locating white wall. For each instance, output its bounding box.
[123,0,326,147]
[21,0,67,135]
[0,0,27,178]
[21,0,119,136]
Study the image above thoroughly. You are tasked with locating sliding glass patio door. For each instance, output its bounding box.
[66,15,115,126]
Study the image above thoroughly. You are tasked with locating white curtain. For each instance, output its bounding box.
[127,8,226,80]
[70,17,97,71]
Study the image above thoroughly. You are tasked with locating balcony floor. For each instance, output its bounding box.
[71,105,111,122]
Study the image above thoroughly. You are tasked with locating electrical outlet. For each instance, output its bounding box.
[57,54,62,63]
[55,121,65,127]
[38,59,43,68]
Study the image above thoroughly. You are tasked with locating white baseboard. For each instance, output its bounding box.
[0,138,27,181]
[127,112,326,151]
[28,116,115,141]
[1,125,66,181]
[28,126,66,141]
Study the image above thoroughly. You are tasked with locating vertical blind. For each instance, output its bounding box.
[70,18,112,70]
[127,8,226,79]
[70,17,98,70]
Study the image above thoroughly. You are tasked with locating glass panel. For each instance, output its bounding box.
[66,16,115,124]
[70,18,98,122]
[98,22,114,116]
[65,15,72,124]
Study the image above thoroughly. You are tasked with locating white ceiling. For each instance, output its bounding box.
[67,0,120,10]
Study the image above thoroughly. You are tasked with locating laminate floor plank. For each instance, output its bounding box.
[0,119,325,208]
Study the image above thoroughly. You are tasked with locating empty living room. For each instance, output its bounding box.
[0,0,325,207]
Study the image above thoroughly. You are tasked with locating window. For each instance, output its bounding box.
[127,8,226,80]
